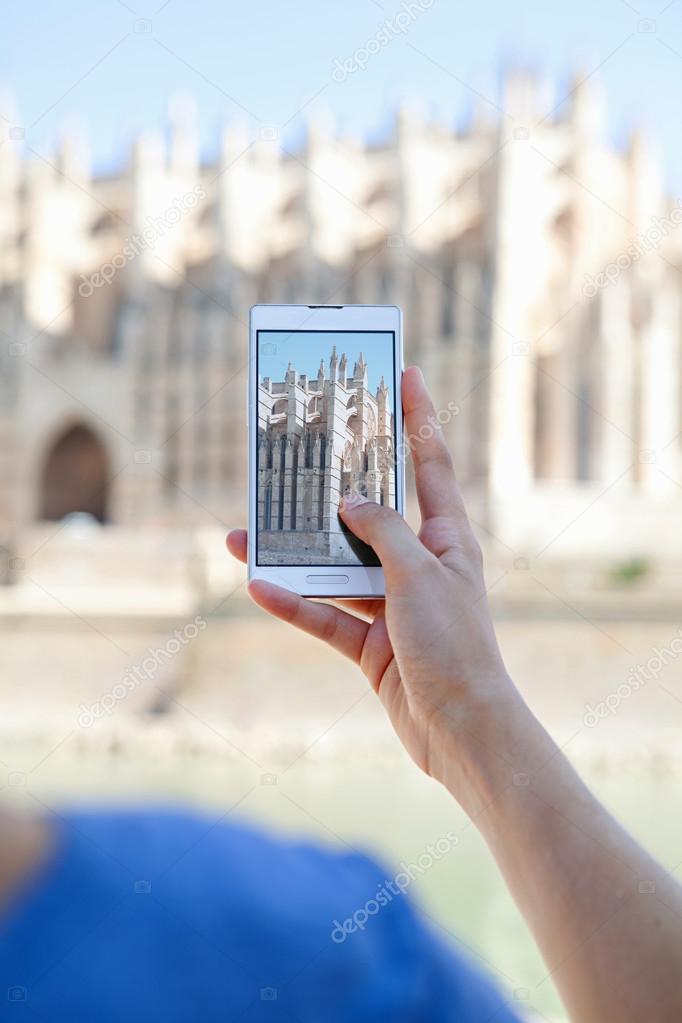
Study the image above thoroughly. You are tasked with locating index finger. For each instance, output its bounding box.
[248,580,369,665]
[402,366,467,524]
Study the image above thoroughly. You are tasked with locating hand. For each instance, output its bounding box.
[227,367,517,797]
[232,367,682,1023]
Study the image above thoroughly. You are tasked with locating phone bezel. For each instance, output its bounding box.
[248,304,404,598]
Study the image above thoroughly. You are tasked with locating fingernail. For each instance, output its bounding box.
[339,492,368,512]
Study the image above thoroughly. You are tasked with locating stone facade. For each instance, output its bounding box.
[2,75,682,561]
[257,349,394,565]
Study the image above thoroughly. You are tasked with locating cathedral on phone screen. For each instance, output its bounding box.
[256,330,396,567]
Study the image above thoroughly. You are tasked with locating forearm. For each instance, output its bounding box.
[234,361,682,1020]
[438,687,682,1023]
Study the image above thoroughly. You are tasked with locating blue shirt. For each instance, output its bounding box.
[0,810,520,1022]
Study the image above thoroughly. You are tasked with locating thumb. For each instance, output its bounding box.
[339,493,432,583]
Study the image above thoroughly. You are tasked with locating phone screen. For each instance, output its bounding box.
[256,329,397,567]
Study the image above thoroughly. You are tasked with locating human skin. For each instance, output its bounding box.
[227,365,682,1023]
[0,813,54,910]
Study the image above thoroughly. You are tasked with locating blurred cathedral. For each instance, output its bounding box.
[2,73,682,562]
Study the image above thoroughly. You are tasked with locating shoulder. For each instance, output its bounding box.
[60,806,403,931]
[66,806,409,941]
[60,808,520,1022]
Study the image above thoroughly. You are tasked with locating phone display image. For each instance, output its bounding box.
[256,330,396,567]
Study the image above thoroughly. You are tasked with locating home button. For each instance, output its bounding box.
[305,574,350,585]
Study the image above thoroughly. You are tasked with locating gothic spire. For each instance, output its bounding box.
[353,352,368,383]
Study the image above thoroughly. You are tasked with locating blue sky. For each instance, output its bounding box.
[258,330,394,398]
[4,0,682,187]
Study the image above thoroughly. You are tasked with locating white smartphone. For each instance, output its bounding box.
[248,304,404,598]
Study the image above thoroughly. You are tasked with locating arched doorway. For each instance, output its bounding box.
[39,424,110,523]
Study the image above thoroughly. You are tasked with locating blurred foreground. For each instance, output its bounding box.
[2,523,682,1022]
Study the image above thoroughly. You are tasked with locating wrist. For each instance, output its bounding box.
[430,679,550,817]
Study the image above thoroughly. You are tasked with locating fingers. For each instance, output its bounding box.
[227,532,383,620]
[230,502,431,587]
[402,365,467,524]
[226,533,384,622]
[228,531,373,659]
[331,597,384,620]
[226,529,247,563]
[248,579,369,664]
[338,493,433,583]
